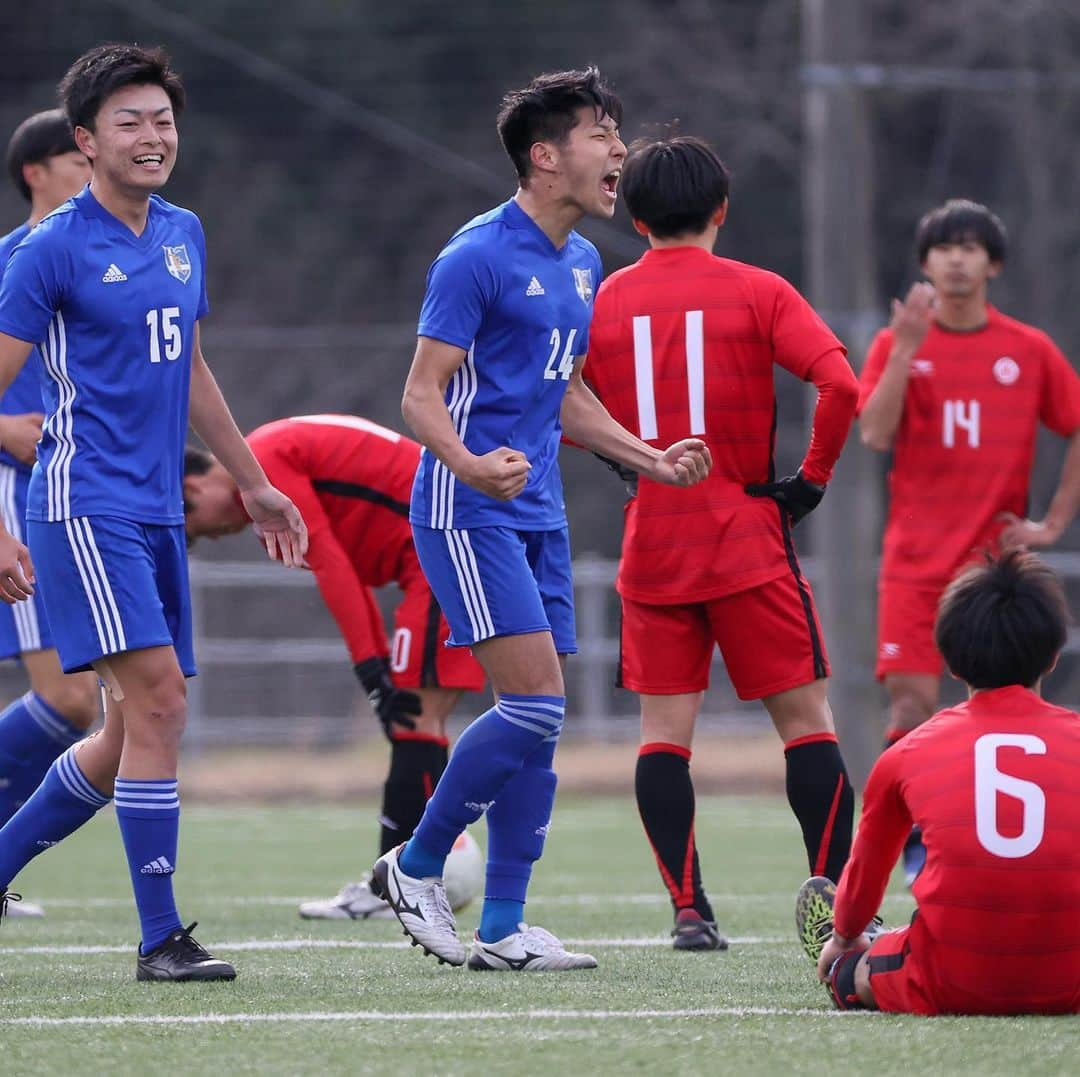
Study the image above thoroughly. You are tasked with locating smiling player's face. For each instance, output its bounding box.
[556,108,625,220]
[78,83,179,198]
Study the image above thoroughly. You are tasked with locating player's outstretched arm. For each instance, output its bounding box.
[859,282,935,452]
[187,325,308,567]
[402,335,531,501]
[561,365,710,487]
[999,429,1080,549]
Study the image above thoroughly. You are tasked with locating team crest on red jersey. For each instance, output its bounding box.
[163,244,192,284]
[572,266,594,304]
[993,356,1020,385]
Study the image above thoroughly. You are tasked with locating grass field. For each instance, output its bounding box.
[2,796,1077,1075]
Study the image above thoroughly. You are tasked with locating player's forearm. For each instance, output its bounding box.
[1041,430,1080,537]
[401,373,479,480]
[188,350,267,492]
[800,350,859,485]
[858,346,915,451]
[561,373,661,475]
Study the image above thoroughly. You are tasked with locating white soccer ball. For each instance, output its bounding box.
[443,830,484,911]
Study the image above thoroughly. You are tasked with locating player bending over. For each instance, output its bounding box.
[370,68,710,971]
[858,200,1080,884]
[585,135,859,949]
[183,414,486,920]
[797,550,1080,1015]
[0,109,98,919]
[0,44,306,981]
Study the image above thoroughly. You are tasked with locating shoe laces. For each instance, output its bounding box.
[0,890,21,921]
[419,879,456,932]
[518,924,564,954]
[174,922,212,957]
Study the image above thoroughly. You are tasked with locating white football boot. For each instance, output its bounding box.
[467,923,598,971]
[298,876,394,920]
[370,844,465,966]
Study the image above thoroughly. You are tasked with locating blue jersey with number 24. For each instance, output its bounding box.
[0,187,208,525]
[411,198,602,531]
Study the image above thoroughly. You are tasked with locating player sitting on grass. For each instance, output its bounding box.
[183,414,487,920]
[796,550,1080,1015]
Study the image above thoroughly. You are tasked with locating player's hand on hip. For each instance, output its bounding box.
[651,439,711,487]
[997,511,1062,551]
[0,412,45,467]
[889,282,936,353]
[744,470,825,525]
[242,485,309,568]
[464,447,531,501]
[0,531,34,603]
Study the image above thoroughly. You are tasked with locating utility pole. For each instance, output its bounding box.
[802,0,883,786]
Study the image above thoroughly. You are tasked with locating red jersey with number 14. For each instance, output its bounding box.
[859,307,1080,587]
[587,246,849,603]
[835,686,1080,1014]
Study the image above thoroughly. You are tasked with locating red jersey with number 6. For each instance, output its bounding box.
[859,307,1080,588]
[835,686,1080,1014]
[586,246,851,604]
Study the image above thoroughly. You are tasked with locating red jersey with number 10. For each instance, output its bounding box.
[836,686,1080,1014]
[586,246,848,603]
[859,307,1080,587]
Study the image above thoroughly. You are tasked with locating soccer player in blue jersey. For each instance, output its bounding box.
[0,44,307,981]
[0,109,98,920]
[371,68,711,970]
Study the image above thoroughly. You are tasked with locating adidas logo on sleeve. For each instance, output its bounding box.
[102,263,128,283]
[525,276,545,296]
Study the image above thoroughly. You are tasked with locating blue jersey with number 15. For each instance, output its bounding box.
[0,188,208,524]
[411,198,602,531]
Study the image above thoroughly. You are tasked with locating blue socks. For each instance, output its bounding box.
[114,778,183,954]
[0,693,86,827]
[400,694,564,881]
[479,736,558,942]
[0,745,110,888]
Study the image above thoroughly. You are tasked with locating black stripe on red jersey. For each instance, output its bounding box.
[778,506,828,681]
[421,592,442,689]
[311,479,410,517]
[867,947,908,975]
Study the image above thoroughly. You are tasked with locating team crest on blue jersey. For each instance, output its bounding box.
[162,244,192,284]
[572,266,594,304]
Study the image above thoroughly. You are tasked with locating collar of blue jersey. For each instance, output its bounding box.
[502,198,580,259]
[76,186,162,249]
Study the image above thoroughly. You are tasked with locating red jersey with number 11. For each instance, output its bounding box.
[859,307,1080,587]
[836,686,1080,1014]
[587,246,851,603]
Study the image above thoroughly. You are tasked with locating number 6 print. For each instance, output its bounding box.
[973,733,1046,858]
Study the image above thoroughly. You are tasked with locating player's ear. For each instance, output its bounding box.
[712,200,729,228]
[631,219,651,238]
[73,125,97,161]
[987,259,1003,280]
[21,161,45,194]
[529,140,559,176]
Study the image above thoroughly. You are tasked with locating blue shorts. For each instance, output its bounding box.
[412,524,577,654]
[0,464,53,659]
[26,516,196,676]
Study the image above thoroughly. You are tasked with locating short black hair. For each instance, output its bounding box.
[5,109,78,202]
[184,445,213,479]
[935,551,1068,690]
[58,43,185,133]
[496,66,622,181]
[915,199,1007,264]
[621,135,731,239]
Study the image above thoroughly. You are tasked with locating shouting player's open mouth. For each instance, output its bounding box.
[601,169,621,203]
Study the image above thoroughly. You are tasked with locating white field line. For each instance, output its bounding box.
[27,891,918,909]
[0,935,785,956]
[0,1006,862,1028]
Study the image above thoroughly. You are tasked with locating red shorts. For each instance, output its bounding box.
[865,922,938,1015]
[392,556,485,693]
[876,580,945,681]
[619,573,829,701]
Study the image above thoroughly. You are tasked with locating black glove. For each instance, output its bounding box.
[744,470,825,526]
[592,452,638,497]
[354,656,422,739]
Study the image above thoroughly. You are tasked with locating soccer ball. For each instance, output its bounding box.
[443,830,484,911]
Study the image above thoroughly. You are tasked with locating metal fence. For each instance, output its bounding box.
[177,552,1080,751]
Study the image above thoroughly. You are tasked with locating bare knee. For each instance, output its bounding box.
[886,676,938,734]
[764,679,834,743]
[121,677,188,753]
[640,693,702,749]
[412,688,460,737]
